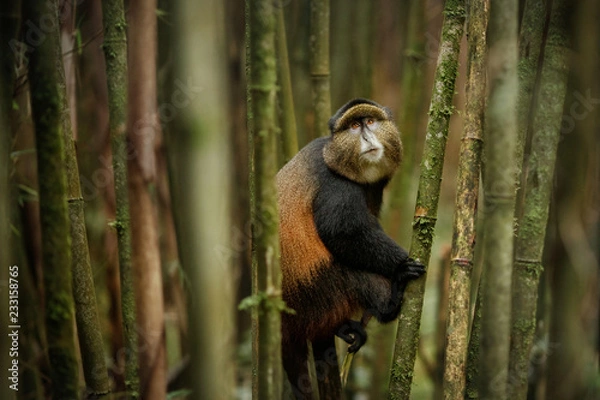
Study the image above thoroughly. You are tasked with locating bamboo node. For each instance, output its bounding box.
[514,258,540,265]
[451,257,473,269]
[414,206,436,220]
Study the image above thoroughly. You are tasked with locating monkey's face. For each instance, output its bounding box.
[324,102,402,184]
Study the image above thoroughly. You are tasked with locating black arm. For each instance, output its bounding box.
[313,170,409,280]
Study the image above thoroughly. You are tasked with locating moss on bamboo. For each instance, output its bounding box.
[388,1,466,398]
[508,0,571,397]
[464,289,481,400]
[248,1,283,398]
[101,0,140,397]
[515,0,547,165]
[25,0,79,397]
[57,21,111,397]
[443,1,488,398]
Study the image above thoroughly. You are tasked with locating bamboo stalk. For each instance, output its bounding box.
[24,0,80,397]
[508,0,571,397]
[515,0,547,193]
[171,0,235,397]
[276,5,298,163]
[309,0,331,138]
[126,1,167,396]
[388,1,466,398]
[59,1,110,394]
[442,1,488,398]
[375,2,426,397]
[478,0,519,398]
[464,2,546,395]
[464,280,482,400]
[247,1,283,398]
[101,0,141,397]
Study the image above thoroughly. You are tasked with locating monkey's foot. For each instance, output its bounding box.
[336,320,367,353]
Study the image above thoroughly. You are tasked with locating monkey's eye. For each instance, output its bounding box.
[366,118,375,125]
[350,121,361,130]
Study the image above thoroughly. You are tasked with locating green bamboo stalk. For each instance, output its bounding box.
[442,2,488,399]
[247,1,283,398]
[245,4,260,399]
[515,0,547,182]
[276,5,298,163]
[101,0,140,397]
[169,0,235,397]
[58,4,111,395]
[388,1,466,398]
[375,4,426,395]
[309,0,331,138]
[479,0,519,398]
[384,0,425,231]
[508,0,571,397]
[514,0,548,222]
[464,281,482,400]
[24,0,79,397]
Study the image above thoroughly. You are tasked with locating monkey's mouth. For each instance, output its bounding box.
[360,147,383,162]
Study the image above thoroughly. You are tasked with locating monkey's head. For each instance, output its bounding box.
[324,98,402,184]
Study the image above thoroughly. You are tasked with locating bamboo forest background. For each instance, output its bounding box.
[0,0,598,399]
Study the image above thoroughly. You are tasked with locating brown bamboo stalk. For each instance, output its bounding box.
[59,1,111,395]
[126,1,167,397]
[442,1,488,398]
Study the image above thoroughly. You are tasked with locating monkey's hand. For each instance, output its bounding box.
[396,258,426,284]
[336,320,367,353]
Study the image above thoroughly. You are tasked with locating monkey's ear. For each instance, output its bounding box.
[383,106,393,120]
[328,115,337,134]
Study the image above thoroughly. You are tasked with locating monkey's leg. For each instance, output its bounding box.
[282,339,314,400]
[312,336,343,400]
[354,273,411,324]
